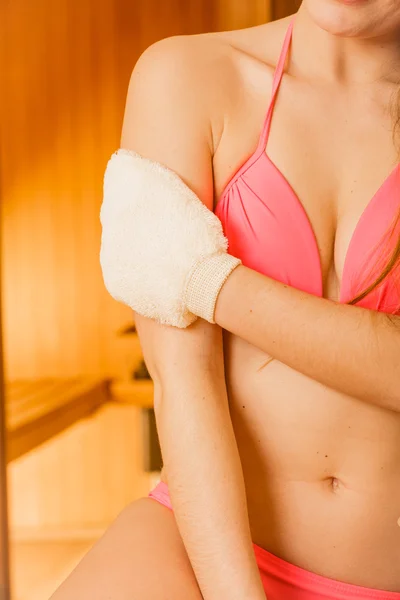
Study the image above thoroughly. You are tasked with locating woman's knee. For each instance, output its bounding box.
[50,497,202,599]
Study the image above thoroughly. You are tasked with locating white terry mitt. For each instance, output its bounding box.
[100,149,242,328]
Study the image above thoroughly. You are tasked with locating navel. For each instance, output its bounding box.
[324,476,344,494]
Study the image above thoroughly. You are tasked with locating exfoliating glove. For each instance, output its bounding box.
[100,149,241,328]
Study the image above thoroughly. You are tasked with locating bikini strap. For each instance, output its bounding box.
[257,19,294,153]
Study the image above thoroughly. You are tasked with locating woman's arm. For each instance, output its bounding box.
[136,315,264,599]
[215,265,400,410]
[124,38,265,599]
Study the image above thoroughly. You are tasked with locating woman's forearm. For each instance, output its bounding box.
[215,265,400,410]
[154,369,266,600]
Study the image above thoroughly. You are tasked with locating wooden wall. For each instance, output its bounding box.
[8,404,152,535]
[271,0,301,19]
[0,0,216,383]
[0,71,11,593]
[216,0,270,29]
[0,0,271,535]
[0,209,10,600]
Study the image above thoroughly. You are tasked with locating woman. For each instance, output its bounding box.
[52,1,400,599]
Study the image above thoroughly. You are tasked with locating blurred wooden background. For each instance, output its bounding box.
[271,0,301,19]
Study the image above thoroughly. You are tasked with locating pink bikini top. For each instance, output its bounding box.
[214,21,400,314]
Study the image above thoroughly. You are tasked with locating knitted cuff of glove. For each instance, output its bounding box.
[185,253,242,323]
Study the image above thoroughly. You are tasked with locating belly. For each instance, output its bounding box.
[223,331,400,591]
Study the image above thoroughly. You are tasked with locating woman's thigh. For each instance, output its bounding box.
[50,498,203,600]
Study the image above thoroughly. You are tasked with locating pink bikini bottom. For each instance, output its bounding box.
[148,482,400,600]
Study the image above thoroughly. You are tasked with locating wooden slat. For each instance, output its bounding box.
[7,380,99,430]
[271,0,300,20]
[215,0,270,30]
[5,379,110,463]
[0,147,11,600]
[6,381,75,424]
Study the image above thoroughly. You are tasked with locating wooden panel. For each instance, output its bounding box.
[0,265,10,599]
[215,0,270,30]
[11,539,96,600]
[6,378,110,462]
[271,0,301,20]
[110,379,153,409]
[0,92,11,598]
[0,0,215,383]
[8,403,151,535]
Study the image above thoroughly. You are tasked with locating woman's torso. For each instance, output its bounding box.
[162,16,400,590]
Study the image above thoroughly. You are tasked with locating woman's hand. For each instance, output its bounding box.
[100,148,241,328]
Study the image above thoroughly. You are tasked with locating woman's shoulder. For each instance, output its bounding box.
[119,17,291,193]
[129,18,288,111]
[131,32,241,105]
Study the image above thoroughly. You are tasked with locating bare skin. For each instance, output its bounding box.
[52,1,400,597]
[51,499,203,599]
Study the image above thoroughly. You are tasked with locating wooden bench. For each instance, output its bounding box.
[110,379,153,409]
[5,378,110,463]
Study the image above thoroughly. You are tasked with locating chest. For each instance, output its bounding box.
[267,83,400,301]
[214,78,400,306]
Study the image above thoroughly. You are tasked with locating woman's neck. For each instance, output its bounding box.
[291,4,400,86]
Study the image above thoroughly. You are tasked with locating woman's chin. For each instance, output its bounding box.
[303,0,376,38]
